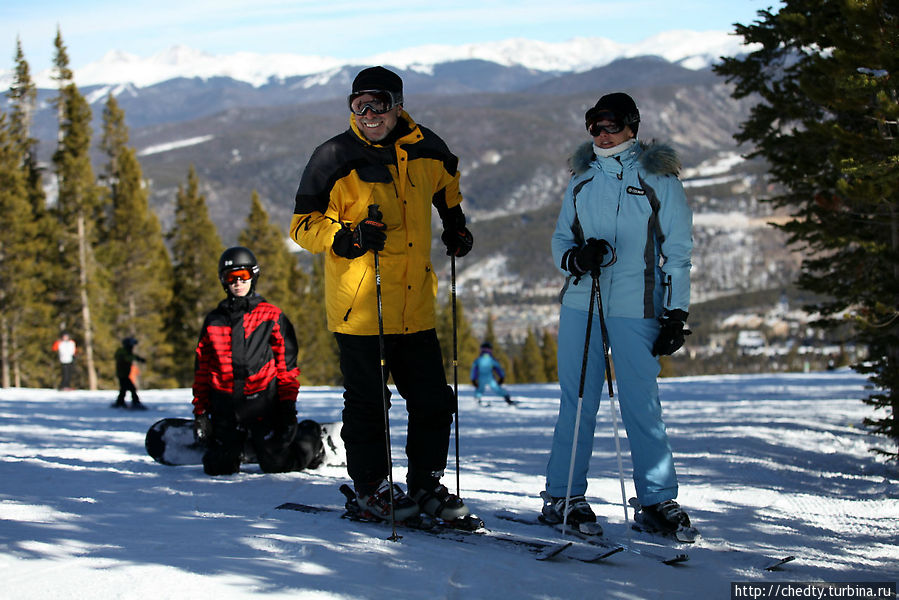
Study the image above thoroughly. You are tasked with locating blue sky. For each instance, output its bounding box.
[2,0,780,71]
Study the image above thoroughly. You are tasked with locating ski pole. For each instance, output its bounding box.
[451,254,461,497]
[593,272,629,522]
[561,274,597,536]
[369,204,400,541]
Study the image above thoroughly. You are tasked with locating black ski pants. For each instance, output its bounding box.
[335,329,455,495]
[116,375,138,404]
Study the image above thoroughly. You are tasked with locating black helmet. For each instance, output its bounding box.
[218,246,260,293]
[122,336,138,348]
[585,92,640,135]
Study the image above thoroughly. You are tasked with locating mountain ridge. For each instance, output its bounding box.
[1,30,751,89]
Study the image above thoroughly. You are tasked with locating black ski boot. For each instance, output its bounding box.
[540,491,603,535]
[631,498,698,543]
[640,499,690,531]
[410,483,470,521]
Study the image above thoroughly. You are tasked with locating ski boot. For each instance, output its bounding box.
[540,490,603,535]
[410,483,470,521]
[356,479,420,522]
[630,498,698,543]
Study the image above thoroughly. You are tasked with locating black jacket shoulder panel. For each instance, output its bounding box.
[402,125,458,175]
[294,130,397,214]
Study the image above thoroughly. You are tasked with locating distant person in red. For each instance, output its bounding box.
[191,246,323,476]
[53,332,77,390]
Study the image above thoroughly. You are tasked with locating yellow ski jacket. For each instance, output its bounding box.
[290,111,464,335]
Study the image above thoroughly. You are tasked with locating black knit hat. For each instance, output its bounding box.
[585,92,640,134]
[351,66,404,104]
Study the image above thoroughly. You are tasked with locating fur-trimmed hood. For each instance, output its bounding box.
[568,140,682,177]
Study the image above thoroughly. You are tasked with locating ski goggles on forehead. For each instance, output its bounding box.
[347,90,400,115]
[223,268,253,284]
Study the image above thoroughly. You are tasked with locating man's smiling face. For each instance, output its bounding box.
[351,93,402,142]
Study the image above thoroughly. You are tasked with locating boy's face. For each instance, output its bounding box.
[228,278,252,297]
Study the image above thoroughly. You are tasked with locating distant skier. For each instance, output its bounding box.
[112,337,146,410]
[53,332,77,390]
[191,246,324,476]
[470,342,513,406]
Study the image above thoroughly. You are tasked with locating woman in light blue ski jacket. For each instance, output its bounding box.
[542,92,694,535]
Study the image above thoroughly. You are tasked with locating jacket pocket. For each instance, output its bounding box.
[341,265,370,322]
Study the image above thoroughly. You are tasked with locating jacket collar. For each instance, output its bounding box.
[348,110,422,148]
[568,140,682,178]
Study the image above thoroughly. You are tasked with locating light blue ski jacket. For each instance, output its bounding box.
[552,140,693,318]
[470,351,505,384]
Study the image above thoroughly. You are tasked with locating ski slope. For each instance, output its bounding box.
[1,370,896,599]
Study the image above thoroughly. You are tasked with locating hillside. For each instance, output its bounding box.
[9,52,804,350]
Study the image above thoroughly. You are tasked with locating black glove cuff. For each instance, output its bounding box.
[662,309,689,324]
[439,203,466,231]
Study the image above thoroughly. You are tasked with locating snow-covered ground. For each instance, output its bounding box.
[1,370,896,599]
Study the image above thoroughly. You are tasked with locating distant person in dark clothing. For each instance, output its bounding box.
[112,337,146,410]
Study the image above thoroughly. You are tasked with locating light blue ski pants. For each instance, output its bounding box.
[474,378,510,401]
[545,305,678,506]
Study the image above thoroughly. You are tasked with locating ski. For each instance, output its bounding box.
[276,488,621,564]
[763,555,796,571]
[494,510,689,566]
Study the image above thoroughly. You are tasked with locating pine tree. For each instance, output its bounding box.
[51,30,106,390]
[715,0,899,460]
[435,296,478,384]
[239,193,309,322]
[100,95,176,388]
[0,114,34,386]
[483,313,512,383]
[4,39,55,387]
[167,165,224,385]
[296,255,341,385]
[540,329,558,382]
[517,328,547,383]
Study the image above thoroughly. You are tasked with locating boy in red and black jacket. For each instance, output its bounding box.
[192,246,323,476]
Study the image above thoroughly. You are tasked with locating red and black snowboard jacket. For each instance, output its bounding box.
[192,294,300,424]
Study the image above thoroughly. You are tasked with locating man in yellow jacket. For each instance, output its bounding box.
[290,66,474,522]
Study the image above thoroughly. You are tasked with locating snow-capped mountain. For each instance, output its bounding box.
[7,30,750,89]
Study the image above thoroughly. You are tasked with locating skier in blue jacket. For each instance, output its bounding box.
[542,93,693,535]
[470,342,513,406]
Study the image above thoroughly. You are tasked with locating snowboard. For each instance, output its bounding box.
[145,417,345,468]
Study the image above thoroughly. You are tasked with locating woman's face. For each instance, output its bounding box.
[590,117,635,149]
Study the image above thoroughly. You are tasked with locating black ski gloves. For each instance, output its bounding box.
[437,203,473,257]
[652,309,691,356]
[563,238,611,277]
[442,226,474,257]
[332,209,387,259]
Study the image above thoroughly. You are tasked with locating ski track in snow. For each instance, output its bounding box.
[0,371,897,599]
